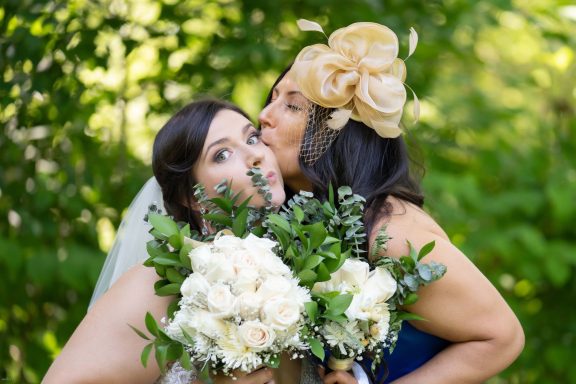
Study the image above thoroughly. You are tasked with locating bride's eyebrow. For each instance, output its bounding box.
[202,123,253,160]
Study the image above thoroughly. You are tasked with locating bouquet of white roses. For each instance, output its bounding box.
[264,187,446,373]
[135,172,314,377]
[163,232,311,375]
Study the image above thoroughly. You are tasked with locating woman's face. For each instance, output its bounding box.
[193,109,285,207]
[259,71,310,190]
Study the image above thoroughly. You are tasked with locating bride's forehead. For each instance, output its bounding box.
[205,109,252,139]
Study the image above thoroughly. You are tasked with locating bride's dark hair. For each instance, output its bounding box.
[152,99,250,229]
[264,65,424,240]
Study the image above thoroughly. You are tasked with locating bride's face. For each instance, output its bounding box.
[259,71,310,188]
[193,109,285,207]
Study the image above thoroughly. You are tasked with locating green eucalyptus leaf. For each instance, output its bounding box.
[294,205,305,223]
[418,241,436,260]
[298,269,317,285]
[168,233,182,249]
[303,222,328,249]
[166,268,185,284]
[316,262,332,282]
[327,294,353,315]
[141,343,153,368]
[129,324,150,341]
[303,254,323,270]
[155,283,182,296]
[309,338,325,361]
[232,207,248,236]
[304,301,318,323]
[267,214,292,233]
[149,213,180,238]
[145,312,159,336]
[180,351,192,370]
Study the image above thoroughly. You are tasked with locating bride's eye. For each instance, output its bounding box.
[247,131,261,145]
[214,149,231,163]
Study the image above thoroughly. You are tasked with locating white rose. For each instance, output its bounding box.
[188,245,212,274]
[259,253,292,277]
[339,259,370,290]
[232,267,260,294]
[261,297,301,330]
[235,291,263,319]
[244,233,277,252]
[257,276,293,301]
[213,234,244,251]
[180,272,210,299]
[207,283,236,318]
[363,267,397,303]
[165,307,196,342]
[312,269,342,293]
[237,320,276,351]
[192,310,227,339]
[232,250,259,274]
[204,252,236,282]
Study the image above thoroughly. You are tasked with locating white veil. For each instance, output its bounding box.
[89,177,165,309]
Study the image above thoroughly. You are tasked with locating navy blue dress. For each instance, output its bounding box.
[361,322,450,383]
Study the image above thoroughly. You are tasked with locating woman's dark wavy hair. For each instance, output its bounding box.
[152,99,250,230]
[264,65,425,238]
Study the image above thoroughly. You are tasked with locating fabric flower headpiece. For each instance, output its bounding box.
[292,19,420,138]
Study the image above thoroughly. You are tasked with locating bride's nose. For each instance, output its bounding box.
[246,146,265,168]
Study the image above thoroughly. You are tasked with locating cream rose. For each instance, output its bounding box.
[339,258,370,290]
[188,245,212,274]
[232,267,259,294]
[193,311,227,339]
[235,291,263,320]
[261,297,301,330]
[257,276,293,301]
[204,252,236,282]
[207,283,236,318]
[237,320,276,351]
[180,272,210,299]
[363,266,397,303]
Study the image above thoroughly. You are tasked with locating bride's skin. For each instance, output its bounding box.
[259,72,525,384]
[43,107,285,384]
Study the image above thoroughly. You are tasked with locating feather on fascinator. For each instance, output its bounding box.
[293,19,420,139]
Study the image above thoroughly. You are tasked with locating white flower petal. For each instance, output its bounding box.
[407,27,418,59]
[297,19,325,34]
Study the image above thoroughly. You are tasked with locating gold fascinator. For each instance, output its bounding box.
[293,19,419,138]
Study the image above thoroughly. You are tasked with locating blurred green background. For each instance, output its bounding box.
[1,0,575,382]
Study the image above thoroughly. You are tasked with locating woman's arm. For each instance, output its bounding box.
[373,199,524,384]
[43,264,277,384]
[43,264,172,383]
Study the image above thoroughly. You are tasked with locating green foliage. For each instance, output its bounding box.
[266,187,366,290]
[1,0,574,382]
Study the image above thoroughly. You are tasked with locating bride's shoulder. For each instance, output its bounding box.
[369,196,449,259]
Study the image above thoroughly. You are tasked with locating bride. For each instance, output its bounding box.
[43,99,298,384]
